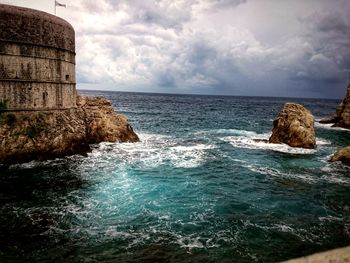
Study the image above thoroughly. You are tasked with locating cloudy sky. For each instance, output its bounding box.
[2,0,350,98]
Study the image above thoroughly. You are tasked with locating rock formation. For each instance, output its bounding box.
[0,96,139,164]
[320,84,350,129]
[329,147,350,166]
[269,103,316,149]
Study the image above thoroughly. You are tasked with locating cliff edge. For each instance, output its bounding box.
[320,84,350,129]
[0,96,139,164]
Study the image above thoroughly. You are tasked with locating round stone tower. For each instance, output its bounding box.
[0,4,76,110]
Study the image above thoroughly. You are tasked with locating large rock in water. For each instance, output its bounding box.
[320,84,350,129]
[330,147,350,166]
[269,103,316,149]
[0,96,139,164]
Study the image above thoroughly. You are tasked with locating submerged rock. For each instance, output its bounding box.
[0,96,139,164]
[269,103,316,149]
[320,84,350,129]
[330,147,350,166]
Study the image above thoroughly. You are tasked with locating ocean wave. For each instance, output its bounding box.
[177,236,205,250]
[320,163,350,184]
[318,215,344,222]
[243,161,350,185]
[9,160,42,170]
[87,133,215,169]
[244,164,317,183]
[214,126,333,154]
[240,220,318,243]
[316,138,332,145]
[222,136,317,154]
[194,128,263,139]
[8,156,85,170]
[315,122,350,131]
[210,128,259,136]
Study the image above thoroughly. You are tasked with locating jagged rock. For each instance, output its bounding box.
[269,103,316,149]
[78,96,138,143]
[330,147,350,166]
[0,96,139,164]
[320,84,350,129]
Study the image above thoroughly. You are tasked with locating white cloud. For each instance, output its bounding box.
[50,0,350,98]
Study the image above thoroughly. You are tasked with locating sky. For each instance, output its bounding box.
[1,0,350,98]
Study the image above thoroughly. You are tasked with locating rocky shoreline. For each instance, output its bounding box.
[319,84,350,165]
[0,96,139,164]
[320,84,350,129]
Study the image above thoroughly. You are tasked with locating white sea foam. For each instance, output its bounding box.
[239,219,321,243]
[316,138,332,145]
[320,164,350,185]
[243,161,350,185]
[222,136,317,155]
[318,215,344,222]
[315,122,350,131]
[87,133,215,169]
[9,156,81,170]
[272,224,296,233]
[244,164,317,183]
[215,126,333,154]
[194,128,260,137]
[213,128,259,136]
[9,160,40,169]
[177,236,205,250]
[321,173,350,185]
[169,144,215,168]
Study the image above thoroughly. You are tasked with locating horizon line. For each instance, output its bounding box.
[76,88,342,101]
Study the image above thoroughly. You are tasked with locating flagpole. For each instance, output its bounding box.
[54,1,66,15]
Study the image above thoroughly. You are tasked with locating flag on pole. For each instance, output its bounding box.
[55,1,66,7]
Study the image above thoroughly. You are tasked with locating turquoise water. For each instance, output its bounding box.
[1,91,350,262]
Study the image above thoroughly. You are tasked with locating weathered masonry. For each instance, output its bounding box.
[0,4,76,110]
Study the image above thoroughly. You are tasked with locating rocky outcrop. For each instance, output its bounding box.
[320,84,350,129]
[77,96,138,143]
[269,103,316,149]
[0,96,139,164]
[329,147,350,166]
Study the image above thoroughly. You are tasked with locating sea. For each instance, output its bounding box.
[1,90,350,263]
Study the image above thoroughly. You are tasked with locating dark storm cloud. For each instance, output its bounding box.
[290,9,350,96]
[307,11,350,65]
[61,0,350,98]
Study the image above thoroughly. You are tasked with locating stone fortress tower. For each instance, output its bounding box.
[0,4,139,165]
[0,4,76,110]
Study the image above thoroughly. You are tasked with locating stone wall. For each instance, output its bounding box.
[0,4,76,110]
[0,5,75,53]
[0,83,76,110]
